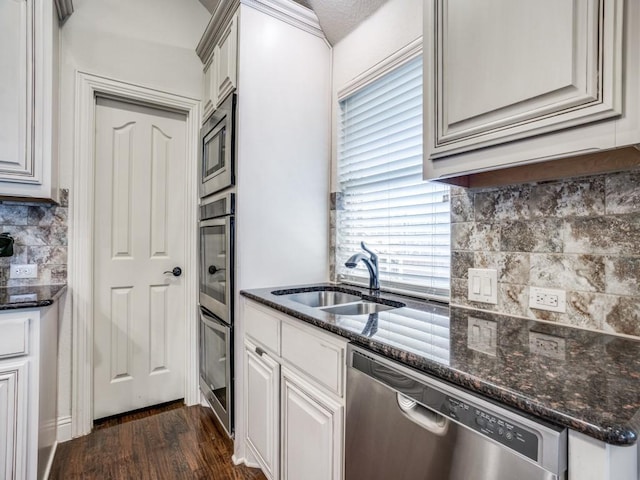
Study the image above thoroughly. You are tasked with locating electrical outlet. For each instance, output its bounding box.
[529,332,566,360]
[10,264,38,279]
[529,286,566,313]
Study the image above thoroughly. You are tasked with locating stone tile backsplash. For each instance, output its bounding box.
[450,170,640,338]
[0,189,68,286]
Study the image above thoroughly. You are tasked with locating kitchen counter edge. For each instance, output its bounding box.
[240,286,639,446]
[0,284,67,310]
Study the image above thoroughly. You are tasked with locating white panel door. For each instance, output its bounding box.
[281,368,343,480]
[93,97,187,420]
[245,340,279,480]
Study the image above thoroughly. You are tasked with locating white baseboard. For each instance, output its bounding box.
[57,415,73,443]
[43,441,58,480]
[231,454,261,469]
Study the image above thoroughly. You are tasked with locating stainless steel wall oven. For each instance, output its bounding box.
[199,307,232,435]
[199,191,234,322]
[199,190,235,435]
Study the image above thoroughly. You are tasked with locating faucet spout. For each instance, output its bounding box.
[344,242,380,291]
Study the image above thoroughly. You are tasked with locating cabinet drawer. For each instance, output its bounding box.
[245,301,280,355]
[281,322,345,397]
[0,317,29,359]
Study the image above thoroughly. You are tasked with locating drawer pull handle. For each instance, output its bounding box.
[255,346,265,357]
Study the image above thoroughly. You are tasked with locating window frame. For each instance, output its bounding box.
[333,41,451,303]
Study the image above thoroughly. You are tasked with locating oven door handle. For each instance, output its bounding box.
[200,311,230,333]
[200,218,228,228]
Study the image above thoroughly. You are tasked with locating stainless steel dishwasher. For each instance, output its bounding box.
[346,345,568,480]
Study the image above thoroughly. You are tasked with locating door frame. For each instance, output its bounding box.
[70,71,200,437]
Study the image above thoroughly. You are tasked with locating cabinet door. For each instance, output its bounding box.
[0,0,58,200]
[215,13,238,105]
[0,361,28,480]
[245,340,279,480]
[202,56,217,122]
[425,0,623,162]
[0,0,35,182]
[281,368,343,480]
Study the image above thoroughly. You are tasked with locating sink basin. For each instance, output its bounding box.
[287,291,362,308]
[321,301,396,316]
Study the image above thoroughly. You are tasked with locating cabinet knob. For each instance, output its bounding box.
[255,346,265,357]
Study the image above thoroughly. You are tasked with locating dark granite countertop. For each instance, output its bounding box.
[241,283,640,446]
[0,285,67,310]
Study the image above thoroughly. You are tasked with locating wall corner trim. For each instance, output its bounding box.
[196,0,325,63]
[241,0,325,39]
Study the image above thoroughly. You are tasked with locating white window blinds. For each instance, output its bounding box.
[337,55,451,301]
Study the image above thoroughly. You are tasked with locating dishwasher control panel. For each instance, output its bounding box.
[446,397,539,461]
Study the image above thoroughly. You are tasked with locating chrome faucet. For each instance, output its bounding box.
[345,241,380,291]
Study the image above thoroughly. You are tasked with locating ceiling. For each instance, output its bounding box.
[198,0,388,45]
[302,0,387,44]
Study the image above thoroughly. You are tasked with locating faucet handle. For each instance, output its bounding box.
[361,241,378,260]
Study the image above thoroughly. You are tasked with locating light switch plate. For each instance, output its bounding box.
[468,268,498,304]
[467,317,497,356]
[10,264,38,279]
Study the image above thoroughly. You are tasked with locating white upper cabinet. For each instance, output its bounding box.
[424,0,640,184]
[202,54,217,122]
[0,0,60,202]
[0,0,33,183]
[215,14,238,105]
[198,10,238,122]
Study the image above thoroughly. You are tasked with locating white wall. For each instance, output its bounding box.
[233,3,331,462]
[330,0,422,190]
[56,0,209,438]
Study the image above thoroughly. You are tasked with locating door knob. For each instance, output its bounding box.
[208,265,226,275]
[164,267,182,277]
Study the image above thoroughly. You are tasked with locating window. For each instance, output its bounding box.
[336,55,451,301]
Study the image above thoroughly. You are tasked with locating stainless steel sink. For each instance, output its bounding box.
[321,301,396,316]
[286,291,362,308]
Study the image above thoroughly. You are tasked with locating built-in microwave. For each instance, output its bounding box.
[199,93,236,198]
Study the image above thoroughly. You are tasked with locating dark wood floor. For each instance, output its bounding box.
[50,402,267,480]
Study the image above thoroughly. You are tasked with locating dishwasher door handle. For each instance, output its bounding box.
[396,392,449,436]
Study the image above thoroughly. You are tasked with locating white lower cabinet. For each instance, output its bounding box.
[243,299,347,480]
[245,339,280,480]
[0,305,59,480]
[281,367,343,480]
[0,361,28,480]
